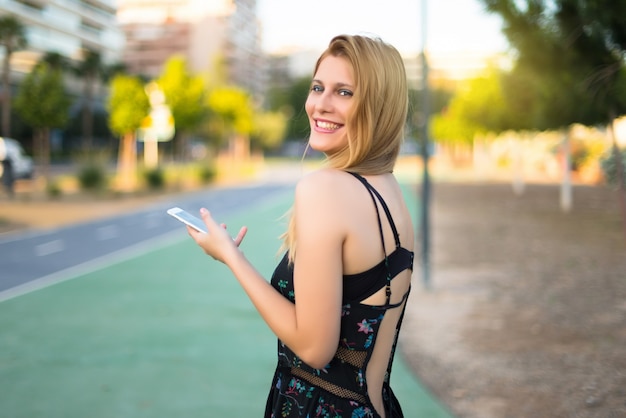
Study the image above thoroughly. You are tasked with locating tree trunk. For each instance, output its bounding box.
[143,137,159,169]
[33,129,42,186]
[32,128,51,188]
[511,134,525,196]
[117,132,137,192]
[1,48,12,137]
[82,74,95,152]
[473,135,490,179]
[41,127,51,186]
[230,133,250,162]
[176,131,188,162]
[608,118,626,242]
[560,129,573,212]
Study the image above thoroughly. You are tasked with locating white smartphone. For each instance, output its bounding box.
[167,207,207,233]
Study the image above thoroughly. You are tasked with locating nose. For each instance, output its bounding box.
[314,90,333,113]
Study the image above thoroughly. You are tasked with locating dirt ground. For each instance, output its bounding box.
[2,177,626,418]
[402,181,626,418]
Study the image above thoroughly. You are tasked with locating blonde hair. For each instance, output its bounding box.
[282,34,409,258]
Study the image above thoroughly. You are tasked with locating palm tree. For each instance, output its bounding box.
[74,48,103,151]
[39,51,69,72]
[0,15,27,137]
[102,62,128,82]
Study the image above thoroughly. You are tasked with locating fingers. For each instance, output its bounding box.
[187,224,206,242]
[198,209,225,235]
[233,226,248,247]
[199,208,216,231]
[196,208,247,247]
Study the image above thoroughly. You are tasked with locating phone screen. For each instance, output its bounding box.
[167,207,207,233]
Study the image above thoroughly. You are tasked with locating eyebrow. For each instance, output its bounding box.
[312,79,354,89]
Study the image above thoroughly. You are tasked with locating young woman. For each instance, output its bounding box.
[188,34,415,418]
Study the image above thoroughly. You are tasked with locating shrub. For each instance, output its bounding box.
[46,180,62,199]
[144,167,165,190]
[600,147,626,187]
[77,164,107,192]
[570,138,607,172]
[198,164,216,184]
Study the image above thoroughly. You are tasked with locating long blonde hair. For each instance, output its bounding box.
[282,34,409,259]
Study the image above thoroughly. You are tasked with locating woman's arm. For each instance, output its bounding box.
[188,170,346,369]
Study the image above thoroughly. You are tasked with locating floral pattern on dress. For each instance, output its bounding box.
[264,252,407,417]
[269,369,376,418]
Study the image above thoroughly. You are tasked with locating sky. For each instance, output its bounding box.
[256,0,509,56]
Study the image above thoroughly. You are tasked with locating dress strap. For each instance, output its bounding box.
[348,172,388,253]
[347,172,401,248]
[347,172,400,304]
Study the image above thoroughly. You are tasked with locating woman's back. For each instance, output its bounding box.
[266,169,414,417]
[335,170,414,414]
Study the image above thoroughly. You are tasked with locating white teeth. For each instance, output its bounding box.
[317,121,340,130]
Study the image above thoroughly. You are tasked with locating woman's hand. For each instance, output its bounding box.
[187,208,248,264]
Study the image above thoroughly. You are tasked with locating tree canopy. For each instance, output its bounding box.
[252,110,288,151]
[14,62,70,182]
[481,0,626,128]
[74,48,105,150]
[157,56,205,132]
[0,15,28,137]
[14,63,70,130]
[266,76,311,141]
[206,86,254,137]
[107,74,150,191]
[431,66,509,144]
[107,75,150,137]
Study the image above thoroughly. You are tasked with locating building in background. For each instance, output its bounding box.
[0,1,125,150]
[266,48,429,91]
[117,0,265,99]
[0,0,124,77]
[265,46,502,93]
[265,47,318,90]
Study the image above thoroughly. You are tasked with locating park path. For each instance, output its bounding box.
[0,182,454,418]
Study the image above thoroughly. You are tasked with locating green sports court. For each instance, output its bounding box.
[0,185,454,417]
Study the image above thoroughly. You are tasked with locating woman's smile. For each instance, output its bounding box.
[314,119,343,132]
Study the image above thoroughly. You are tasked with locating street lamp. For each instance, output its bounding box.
[419,0,431,289]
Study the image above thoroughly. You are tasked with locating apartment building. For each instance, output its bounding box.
[0,0,125,148]
[0,0,124,73]
[265,47,318,90]
[117,0,266,99]
[267,47,425,92]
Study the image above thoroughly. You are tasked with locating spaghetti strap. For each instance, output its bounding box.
[347,172,403,305]
[347,172,389,252]
[347,172,402,248]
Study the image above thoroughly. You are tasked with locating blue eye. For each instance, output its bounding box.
[338,89,353,97]
[311,85,323,92]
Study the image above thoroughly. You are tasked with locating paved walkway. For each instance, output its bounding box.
[0,186,454,417]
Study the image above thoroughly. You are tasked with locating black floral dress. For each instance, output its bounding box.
[264,172,414,418]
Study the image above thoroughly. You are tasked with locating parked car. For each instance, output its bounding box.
[0,137,34,179]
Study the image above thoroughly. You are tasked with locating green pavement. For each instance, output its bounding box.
[0,185,454,418]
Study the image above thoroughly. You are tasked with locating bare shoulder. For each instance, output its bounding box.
[293,169,357,231]
[295,169,355,202]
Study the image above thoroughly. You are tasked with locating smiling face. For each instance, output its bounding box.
[305,55,355,156]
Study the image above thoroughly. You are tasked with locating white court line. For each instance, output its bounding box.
[0,188,293,303]
[34,240,65,257]
[0,230,187,303]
